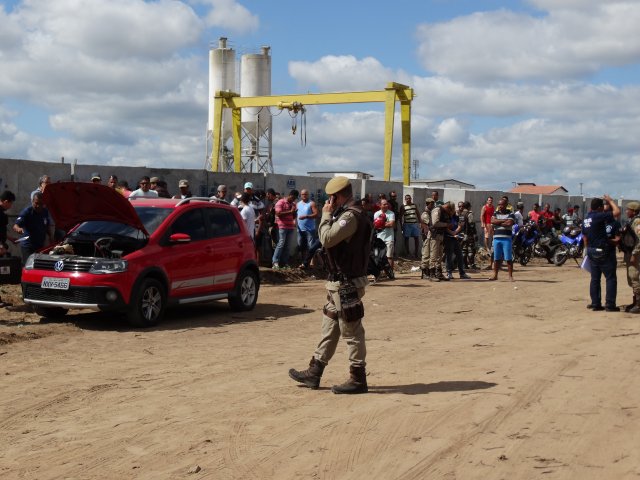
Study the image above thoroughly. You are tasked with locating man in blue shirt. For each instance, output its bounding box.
[297,189,320,269]
[13,192,53,264]
[582,195,621,311]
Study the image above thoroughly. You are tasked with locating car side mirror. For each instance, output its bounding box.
[169,233,191,244]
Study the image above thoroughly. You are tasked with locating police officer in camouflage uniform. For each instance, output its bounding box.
[622,202,640,313]
[459,201,479,270]
[289,176,372,394]
[429,200,450,281]
[419,198,436,279]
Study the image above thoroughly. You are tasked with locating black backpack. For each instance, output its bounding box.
[619,221,638,253]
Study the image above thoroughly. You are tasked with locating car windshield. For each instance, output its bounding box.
[134,206,173,234]
[69,207,172,239]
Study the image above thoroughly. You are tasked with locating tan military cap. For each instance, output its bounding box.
[325,176,351,195]
[626,201,640,211]
[425,198,435,204]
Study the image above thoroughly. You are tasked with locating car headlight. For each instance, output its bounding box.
[24,254,36,270]
[90,259,128,274]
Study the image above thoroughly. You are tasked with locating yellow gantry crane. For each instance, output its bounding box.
[210,82,415,185]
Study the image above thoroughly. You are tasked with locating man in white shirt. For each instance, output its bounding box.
[128,176,159,199]
[514,201,525,229]
[239,192,256,240]
[231,182,264,211]
[374,200,396,270]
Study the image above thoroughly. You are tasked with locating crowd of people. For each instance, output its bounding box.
[2,171,640,317]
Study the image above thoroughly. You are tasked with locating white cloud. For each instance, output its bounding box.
[1,0,640,200]
[0,6,23,54]
[289,55,411,91]
[0,0,217,167]
[433,118,468,146]
[16,0,202,61]
[444,116,640,196]
[411,76,640,120]
[203,0,259,34]
[415,2,640,82]
[0,105,31,157]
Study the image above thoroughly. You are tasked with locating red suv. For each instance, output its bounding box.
[21,182,260,327]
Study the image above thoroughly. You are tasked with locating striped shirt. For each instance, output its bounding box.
[402,203,419,224]
[492,210,516,238]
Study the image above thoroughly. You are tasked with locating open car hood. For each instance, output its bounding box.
[43,182,148,235]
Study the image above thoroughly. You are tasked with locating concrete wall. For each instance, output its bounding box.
[3,158,639,258]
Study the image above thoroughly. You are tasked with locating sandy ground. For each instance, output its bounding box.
[1,258,639,479]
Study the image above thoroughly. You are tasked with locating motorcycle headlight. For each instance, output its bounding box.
[24,254,36,270]
[90,259,128,274]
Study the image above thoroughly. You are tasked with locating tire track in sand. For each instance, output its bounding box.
[393,355,582,480]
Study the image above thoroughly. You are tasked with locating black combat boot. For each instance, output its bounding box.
[421,268,429,279]
[625,295,637,312]
[628,296,640,314]
[429,268,440,282]
[438,268,449,281]
[289,357,325,389]
[331,365,368,394]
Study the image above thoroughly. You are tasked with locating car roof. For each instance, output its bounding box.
[130,197,235,210]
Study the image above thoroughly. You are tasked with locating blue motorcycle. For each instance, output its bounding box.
[552,225,584,266]
[512,220,539,266]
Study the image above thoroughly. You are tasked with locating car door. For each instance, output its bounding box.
[162,207,214,298]
[204,207,246,292]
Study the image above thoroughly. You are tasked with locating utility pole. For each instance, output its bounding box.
[579,182,583,195]
[412,158,419,180]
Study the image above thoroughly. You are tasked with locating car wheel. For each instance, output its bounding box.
[127,278,166,327]
[34,306,69,319]
[228,270,258,311]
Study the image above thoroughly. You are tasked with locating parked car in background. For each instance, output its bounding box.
[21,182,259,327]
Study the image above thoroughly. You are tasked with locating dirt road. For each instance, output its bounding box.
[1,261,639,479]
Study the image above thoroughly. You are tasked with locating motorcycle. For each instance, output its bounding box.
[533,221,562,263]
[368,236,395,280]
[552,225,584,266]
[512,220,539,266]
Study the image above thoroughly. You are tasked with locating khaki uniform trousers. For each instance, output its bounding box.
[314,279,367,367]
[420,235,431,269]
[624,253,640,296]
[429,233,444,270]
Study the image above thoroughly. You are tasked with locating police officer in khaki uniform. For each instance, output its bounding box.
[623,202,640,313]
[429,201,451,281]
[289,176,372,394]
[419,198,436,279]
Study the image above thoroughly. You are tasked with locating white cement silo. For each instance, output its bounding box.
[208,37,236,145]
[240,46,272,140]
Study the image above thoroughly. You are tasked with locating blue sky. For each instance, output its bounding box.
[1,0,640,198]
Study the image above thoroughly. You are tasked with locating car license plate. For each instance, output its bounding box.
[41,277,70,290]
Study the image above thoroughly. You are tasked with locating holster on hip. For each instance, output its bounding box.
[338,282,364,322]
[323,303,339,320]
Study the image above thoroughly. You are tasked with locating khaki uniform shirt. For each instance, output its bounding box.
[421,209,433,238]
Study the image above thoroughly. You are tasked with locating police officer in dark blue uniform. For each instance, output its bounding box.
[582,195,621,311]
